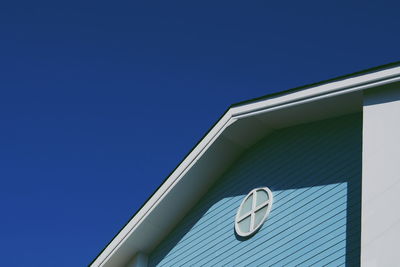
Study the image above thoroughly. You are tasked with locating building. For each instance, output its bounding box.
[91,62,400,267]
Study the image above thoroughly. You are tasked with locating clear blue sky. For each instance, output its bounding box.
[0,1,398,266]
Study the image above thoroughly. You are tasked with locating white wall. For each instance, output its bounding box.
[362,84,400,267]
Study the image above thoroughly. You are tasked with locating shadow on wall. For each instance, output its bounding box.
[149,113,362,267]
[364,82,400,106]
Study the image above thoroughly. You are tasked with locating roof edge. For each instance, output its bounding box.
[90,61,400,267]
[231,61,400,108]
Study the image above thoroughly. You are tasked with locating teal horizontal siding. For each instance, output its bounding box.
[149,114,362,267]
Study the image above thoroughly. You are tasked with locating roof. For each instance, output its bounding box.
[90,61,400,267]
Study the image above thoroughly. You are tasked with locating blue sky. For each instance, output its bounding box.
[0,1,399,266]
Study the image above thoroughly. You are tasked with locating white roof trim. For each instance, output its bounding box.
[91,64,400,267]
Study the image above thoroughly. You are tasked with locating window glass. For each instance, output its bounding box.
[239,194,253,217]
[238,216,251,233]
[256,190,269,207]
[254,206,268,227]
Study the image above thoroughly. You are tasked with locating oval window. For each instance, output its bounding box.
[235,187,273,237]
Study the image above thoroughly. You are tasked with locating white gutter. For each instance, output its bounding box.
[91,64,400,267]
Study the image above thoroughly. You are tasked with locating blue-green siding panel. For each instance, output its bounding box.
[149,114,362,267]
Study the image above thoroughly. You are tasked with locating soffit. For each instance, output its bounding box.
[91,64,400,267]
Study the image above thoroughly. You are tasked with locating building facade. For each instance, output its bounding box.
[91,63,400,267]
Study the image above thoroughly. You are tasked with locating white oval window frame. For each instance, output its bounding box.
[235,187,273,237]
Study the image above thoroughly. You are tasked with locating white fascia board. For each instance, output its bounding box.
[91,64,400,267]
[230,66,400,119]
[92,110,236,267]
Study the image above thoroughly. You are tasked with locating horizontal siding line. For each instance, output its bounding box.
[243,220,349,266]
[274,236,347,267]
[292,227,361,266]
[158,176,359,265]
[321,256,346,267]
[297,238,347,266]
[152,136,360,260]
[182,187,359,266]
[221,124,357,191]
[269,226,361,266]
[322,240,361,267]
[257,221,354,266]
[165,176,360,266]
[222,211,349,266]
[165,174,346,256]
[217,194,361,267]
[155,122,358,246]
[159,183,351,265]
[153,156,360,259]
[149,115,362,267]
[267,225,348,266]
